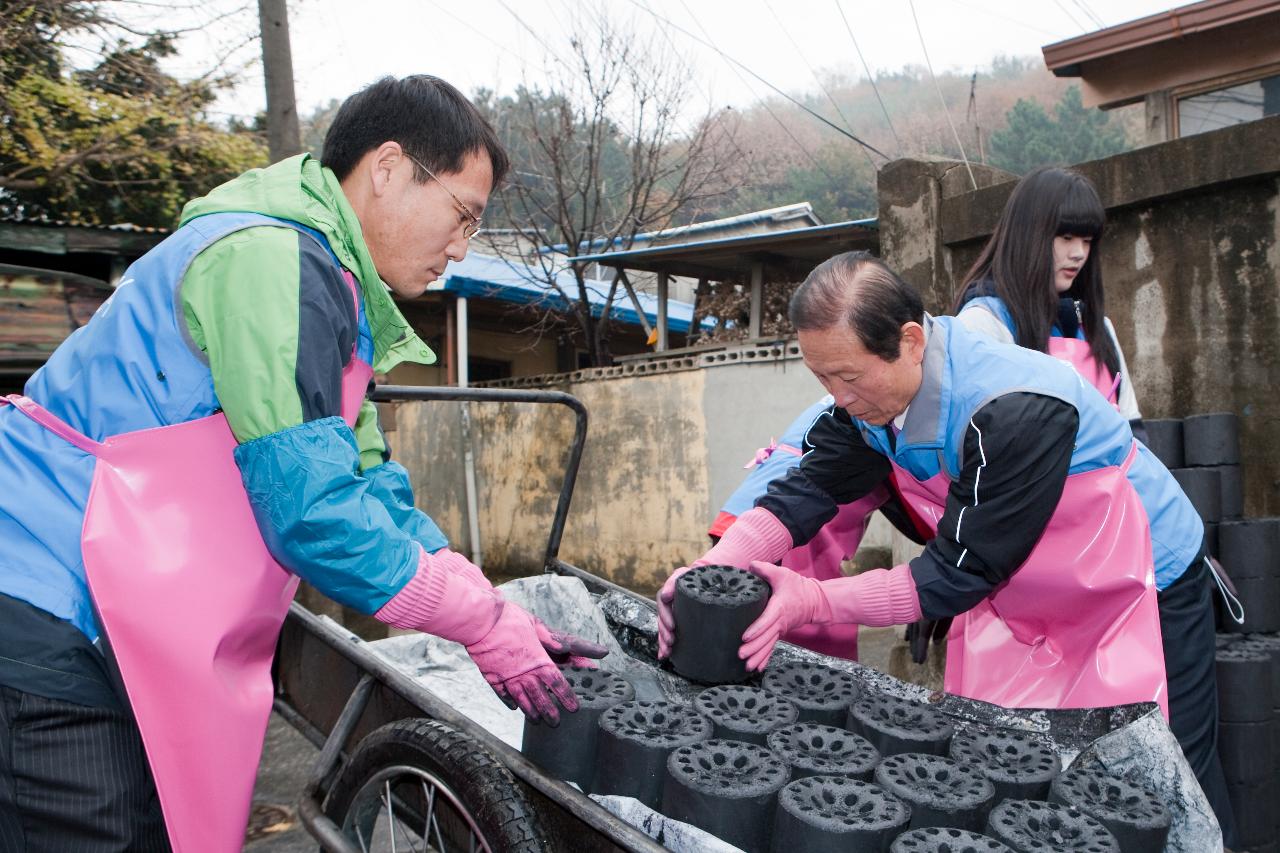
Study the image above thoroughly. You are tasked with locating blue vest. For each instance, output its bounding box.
[719,395,835,519]
[0,213,373,640]
[855,316,1199,589]
[964,294,1087,341]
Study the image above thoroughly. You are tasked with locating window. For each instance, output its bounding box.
[1177,73,1280,137]
[467,357,511,383]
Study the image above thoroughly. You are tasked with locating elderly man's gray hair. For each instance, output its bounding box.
[789,251,924,362]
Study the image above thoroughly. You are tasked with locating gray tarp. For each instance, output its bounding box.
[367,575,1221,853]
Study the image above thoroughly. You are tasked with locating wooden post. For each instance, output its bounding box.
[689,277,709,344]
[617,270,654,341]
[748,262,764,340]
[656,271,669,351]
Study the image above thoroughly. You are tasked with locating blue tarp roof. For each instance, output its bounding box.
[539,202,823,255]
[426,252,710,334]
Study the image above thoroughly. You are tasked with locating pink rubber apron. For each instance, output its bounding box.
[1050,336,1122,408]
[0,271,372,852]
[888,396,1169,717]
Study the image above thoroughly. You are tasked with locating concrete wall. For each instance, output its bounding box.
[878,115,1280,515]
[384,345,907,592]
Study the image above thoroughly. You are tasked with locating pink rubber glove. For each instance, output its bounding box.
[534,619,609,669]
[426,551,608,669]
[374,547,505,646]
[656,507,792,659]
[739,562,922,671]
[374,548,582,723]
[464,604,582,725]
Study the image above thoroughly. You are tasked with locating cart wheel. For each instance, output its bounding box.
[324,718,548,853]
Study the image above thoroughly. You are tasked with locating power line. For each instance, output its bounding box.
[624,0,889,160]
[944,0,1058,38]
[762,0,877,172]
[494,0,574,73]
[1068,0,1106,29]
[1051,0,1089,33]
[907,0,976,189]
[673,0,840,185]
[428,0,525,63]
[636,2,755,171]
[834,0,902,157]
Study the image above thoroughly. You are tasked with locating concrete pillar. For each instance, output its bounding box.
[877,158,1014,313]
[747,262,764,339]
[1144,90,1174,145]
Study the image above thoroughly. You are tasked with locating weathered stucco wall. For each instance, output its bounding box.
[388,348,891,592]
[880,115,1280,515]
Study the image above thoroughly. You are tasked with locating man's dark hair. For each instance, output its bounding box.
[321,75,510,186]
[790,251,924,361]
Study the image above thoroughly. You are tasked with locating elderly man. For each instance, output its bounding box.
[0,76,601,852]
[658,250,1233,842]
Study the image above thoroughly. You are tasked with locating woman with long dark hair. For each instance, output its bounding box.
[950,166,1236,843]
[952,166,1145,438]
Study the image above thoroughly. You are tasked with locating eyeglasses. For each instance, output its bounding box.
[404,152,483,240]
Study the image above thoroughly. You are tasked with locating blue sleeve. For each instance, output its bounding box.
[719,395,834,517]
[234,416,418,613]
[363,460,450,555]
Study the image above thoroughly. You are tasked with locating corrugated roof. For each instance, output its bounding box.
[569,218,880,280]
[541,202,825,255]
[426,252,709,333]
[0,214,169,234]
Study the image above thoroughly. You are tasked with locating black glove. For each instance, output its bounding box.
[905,617,952,665]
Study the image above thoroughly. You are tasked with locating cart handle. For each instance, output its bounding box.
[370,385,588,567]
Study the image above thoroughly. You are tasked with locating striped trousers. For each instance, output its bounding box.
[0,687,169,852]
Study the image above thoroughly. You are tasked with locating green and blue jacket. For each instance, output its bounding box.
[0,155,445,704]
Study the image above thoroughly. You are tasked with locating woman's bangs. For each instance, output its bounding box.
[1055,181,1105,238]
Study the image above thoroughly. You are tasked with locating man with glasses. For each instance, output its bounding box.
[0,75,602,851]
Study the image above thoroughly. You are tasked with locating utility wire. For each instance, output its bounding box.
[674,0,839,184]
[638,1,755,171]
[834,0,903,157]
[427,0,528,63]
[763,0,877,172]
[624,0,889,160]
[945,0,1058,37]
[495,0,574,72]
[1068,0,1106,29]
[907,0,976,189]
[1051,0,1089,32]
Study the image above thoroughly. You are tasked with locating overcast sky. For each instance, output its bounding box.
[145,0,1180,124]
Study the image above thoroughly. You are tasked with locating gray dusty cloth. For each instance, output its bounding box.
[590,795,743,853]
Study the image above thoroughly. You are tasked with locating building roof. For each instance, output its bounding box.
[545,202,825,256]
[0,215,169,257]
[1043,0,1279,76]
[426,252,708,334]
[568,218,880,280]
[1042,0,1280,109]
